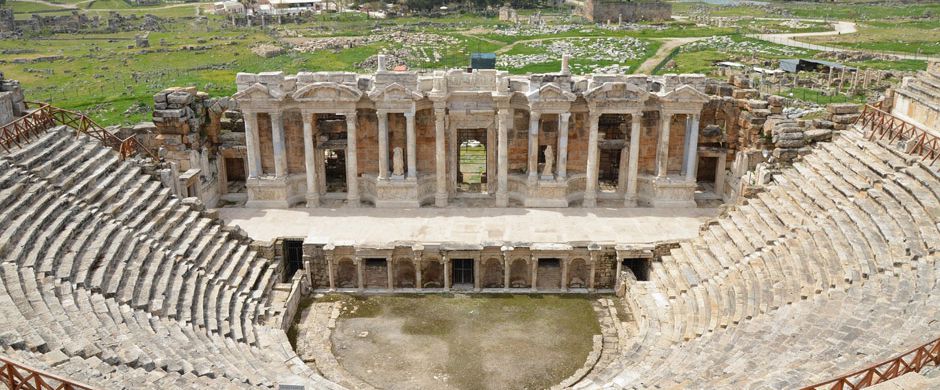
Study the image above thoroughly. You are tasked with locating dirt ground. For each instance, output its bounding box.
[329,294,601,390]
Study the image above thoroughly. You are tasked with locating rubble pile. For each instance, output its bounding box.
[682,36,808,58]
[497,37,648,74]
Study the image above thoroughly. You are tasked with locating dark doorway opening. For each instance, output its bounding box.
[282,240,304,282]
[622,258,650,281]
[457,129,487,193]
[324,149,347,193]
[452,259,474,286]
[364,258,388,289]
[537,258,562,290]
[598,148,621,191]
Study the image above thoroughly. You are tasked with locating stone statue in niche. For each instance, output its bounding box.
[541,145,554,180]
[392,147,405,178]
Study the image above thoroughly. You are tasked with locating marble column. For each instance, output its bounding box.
[715,151,727,197]
[685,114,700,182]
[561,258,569,292]
[271,111,287,178]
[377,110,389,180]
[681,115,692,175]
[527,111,540,184]
[502,252,510,291]
[474,258,481,292]
[415,255,423,291]
[434,107,447,207]
[557,113,570,180]
[656,111,673,178]
[625,112,642,207]
[615,257,623,291]
[326,253,335,291]
[584,112,600,207]
[244,111,261,178]
[405,111,417,180]
[443,256,451,291]
[588,252,596,292]
[345,112,360,207]
[356,257,364,291]
[302,113,319,207]
[530,256,538,292]
[386,258,394,290]
[496,107,511,207]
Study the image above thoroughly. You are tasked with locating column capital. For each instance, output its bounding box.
[633,111,645,118]
[376,109,391,116]
[589,111,602,121]
[269,110,283,119]
[404,111,416,118]
[434,107,446,116]
[559,112,571,122]
[529,110,541,118]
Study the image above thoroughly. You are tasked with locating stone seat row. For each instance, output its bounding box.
[579,128,940,388]
[0,128,338,388]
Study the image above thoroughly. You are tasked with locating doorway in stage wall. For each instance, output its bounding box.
[452,259,474,288]
[324,149,347,193]
[457,129,487,194]
[282,239,304,283]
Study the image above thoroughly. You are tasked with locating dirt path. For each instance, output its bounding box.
[635,37,706,74]
[752,20,938,60]
[13,0,77,9]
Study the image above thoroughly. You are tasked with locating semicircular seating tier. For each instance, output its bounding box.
[0,122,938,389]
[577,128,940,389]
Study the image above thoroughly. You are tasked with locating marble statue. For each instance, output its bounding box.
[392,147,405,178]
[541,145,555,180]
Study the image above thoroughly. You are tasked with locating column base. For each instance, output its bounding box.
[495,192,509,207]
[305,193,320,208]
[435,192,448,207]
[623,195,637,208]
[346,196,360,208]
[582,193,597,208]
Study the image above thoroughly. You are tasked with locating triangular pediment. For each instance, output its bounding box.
[659,85,709,103]
[527,83,576,102]
[232,83,285,102]
[368,82,422,101]
[584,82,649,102]
[292,82,362,102]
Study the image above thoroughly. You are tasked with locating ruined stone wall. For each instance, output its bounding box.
[567,113,588,174]
[594,252,618,289]
[416,109,436,175]
[284,111,305,175]
[258,113,275,174]
[0,75,26,125]
[584,0,671,23]
[356,111,378,177]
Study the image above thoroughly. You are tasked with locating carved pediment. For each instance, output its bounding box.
[526,83,576,102]
[584,82,649,103]
[292,82,362,103]
[659,84,709,103]
[232,83,286,102]
[368,82,423,101]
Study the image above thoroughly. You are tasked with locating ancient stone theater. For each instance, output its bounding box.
[0,59,938,389]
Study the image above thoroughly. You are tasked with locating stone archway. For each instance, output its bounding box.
[421,260,444,288]
[568,258,589,289]
[509,258,530,289]
[336,258,357,288]
[395,259,416,288]
[482,258,503,288]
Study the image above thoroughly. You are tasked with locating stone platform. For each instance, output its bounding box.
[218,206,717,245]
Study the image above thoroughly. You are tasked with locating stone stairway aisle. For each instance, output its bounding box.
[0,127,343,389]
[577,127,940,389]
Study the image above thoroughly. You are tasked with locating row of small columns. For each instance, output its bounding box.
[245,107,700,208]
[325,252,603,293]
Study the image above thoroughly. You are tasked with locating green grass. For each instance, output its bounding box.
[783,87,867,105]
[8,0,70,13]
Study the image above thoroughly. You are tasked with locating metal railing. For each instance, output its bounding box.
[1,356,96,390]
[856,103,940,165]
[0,103,158,161]
[801,336,940,390]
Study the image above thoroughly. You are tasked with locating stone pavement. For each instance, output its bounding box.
[218,207,718,245]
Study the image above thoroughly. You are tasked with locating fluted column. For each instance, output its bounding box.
[656,111,673,178]
[527,111,540,184]
[557,113,570,180]
[244,111,261,178]
[434,106,447,207]
[303,113,319,207]
[584,112,600,207]
[625,112,642,207]
[345,112,360,207]
[271,111,287,178]
[496,107,511,207]
[685,114,700,182]
[405,111,417,180]
[377,110,389,180]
